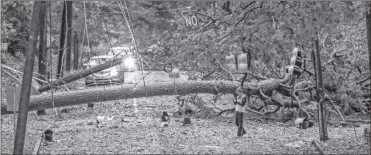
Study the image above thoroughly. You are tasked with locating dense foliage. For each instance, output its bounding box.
[1,1,370,94]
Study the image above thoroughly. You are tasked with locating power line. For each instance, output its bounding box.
[100,6,193,14]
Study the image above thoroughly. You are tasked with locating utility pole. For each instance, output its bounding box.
[312,34,329,141]
[13,2,45,154]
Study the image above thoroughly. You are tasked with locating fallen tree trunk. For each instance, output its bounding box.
[38,57,123,92]
[2,81,239,115]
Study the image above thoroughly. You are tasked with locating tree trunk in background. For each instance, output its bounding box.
[73,31,79,70]
[37,1,47,115]
[66,1,73,72]
[57,2,67,78]
[367,4,371,93]
[13,2,44,154]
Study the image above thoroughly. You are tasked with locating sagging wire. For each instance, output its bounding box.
[83,1,106,115]
[49,1,57,116]
[96,1,129,109]
[1,65,48,84]
[118,1,148,97]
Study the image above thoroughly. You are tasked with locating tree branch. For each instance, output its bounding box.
[356,76,371,85]
[234,2,264,28]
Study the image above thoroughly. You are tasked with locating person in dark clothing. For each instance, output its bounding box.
[233,88,247,137]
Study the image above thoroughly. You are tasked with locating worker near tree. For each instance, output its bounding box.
[233,88,247,136]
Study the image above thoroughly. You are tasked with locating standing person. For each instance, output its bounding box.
[233,88,247,136]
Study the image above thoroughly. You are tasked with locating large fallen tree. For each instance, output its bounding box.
[2,80,239,115]
[2,72,369,117]
[2,72,295,115]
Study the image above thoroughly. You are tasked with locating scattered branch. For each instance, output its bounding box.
[293,88,311,119]
[208,100,223,112]
[201,70,216,80]
[218,64,237,82]
[322,47,346,67]
[356,76,371,85]
[312,140,325,155]
[345,119,370,123]
[267,66,282,79]
[325,98,346,122]
[217,108,235,116]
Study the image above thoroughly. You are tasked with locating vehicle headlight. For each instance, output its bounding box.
[125,57,135,68]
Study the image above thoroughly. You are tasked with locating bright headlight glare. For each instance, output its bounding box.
[125,57,135,68]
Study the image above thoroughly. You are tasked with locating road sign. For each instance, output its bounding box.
[6,86,21,112]
[184,14,199,28]
[182,10,210,30]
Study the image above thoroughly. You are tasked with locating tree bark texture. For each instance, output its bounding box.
[367,4,371,92]
[57,2,67,78]
[66,1,73,71]
[1,78,369,116]
[38,57,123,92]
[73,31,79,70]
[37,2,47,115]
[2,81,239,115]
[13,1,44,154]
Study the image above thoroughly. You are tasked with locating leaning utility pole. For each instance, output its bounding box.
[312,33,329,141]
[13,1,44,154]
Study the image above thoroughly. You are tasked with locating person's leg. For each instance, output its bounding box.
[235,112,239,126]
[237,112,246,136]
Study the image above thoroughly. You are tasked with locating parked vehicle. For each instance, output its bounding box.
[109,46,134,56]
[83,55,121,86]
[83,53,138,86]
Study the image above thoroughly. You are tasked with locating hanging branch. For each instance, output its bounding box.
[234,2,264,28]
[202,1,256,32]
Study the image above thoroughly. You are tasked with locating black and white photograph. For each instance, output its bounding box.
[1,1,370,154]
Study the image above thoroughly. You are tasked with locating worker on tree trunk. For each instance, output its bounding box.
[233,89,247,136]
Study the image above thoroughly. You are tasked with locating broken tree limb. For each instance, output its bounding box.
[38,57,123,92]
[325,98,346,122]
[345,119,370,123]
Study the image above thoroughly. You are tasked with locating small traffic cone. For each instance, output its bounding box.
[183,117,191,125]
